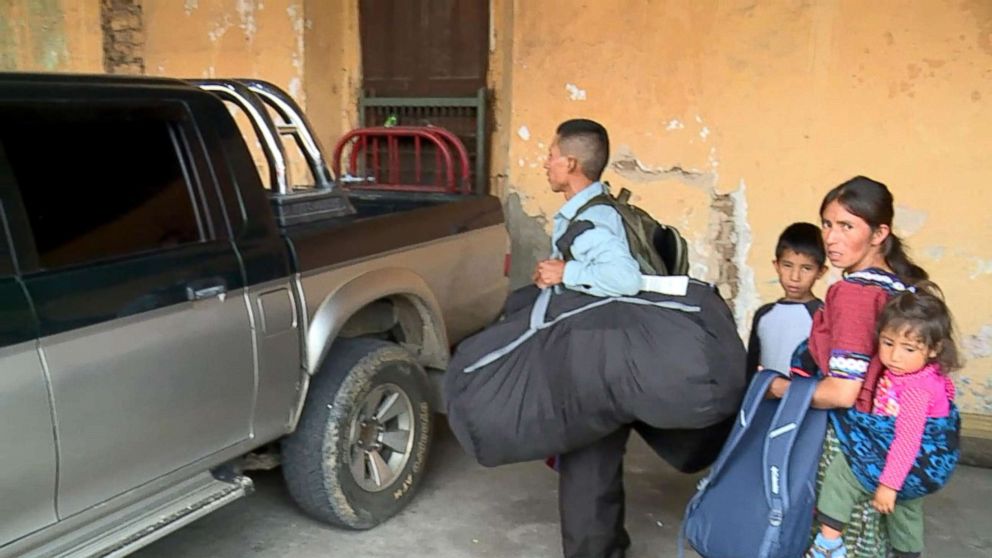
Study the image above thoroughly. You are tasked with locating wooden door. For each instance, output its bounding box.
[359,0,490,192]
[360,0,489,97]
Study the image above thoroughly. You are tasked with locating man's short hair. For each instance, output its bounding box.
[556,119,609,181]
[775,222,826,266]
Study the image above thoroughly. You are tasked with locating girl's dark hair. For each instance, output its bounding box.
[877,282,961,373]
[820,175,928,284]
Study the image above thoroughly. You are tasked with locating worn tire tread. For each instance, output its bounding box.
[281,338,430,529]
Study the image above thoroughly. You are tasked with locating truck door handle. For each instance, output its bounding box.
[187,281,227,301]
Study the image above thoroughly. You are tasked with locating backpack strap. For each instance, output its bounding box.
[572,187,637,217]
[677,369,783,558]
[615,187,632,204]
[701,369,784,481]
[572,192,615,220]
[555,220,595,262]
[557,189,616,262]
[758,375,818,556]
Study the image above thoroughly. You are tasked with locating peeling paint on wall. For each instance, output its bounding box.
[960,325,992,413]
[101,0,144,75]
[606,144,755,331]
[29,0,70,71]
[970,258,992,279]
[0,0,76,72]
[517,126,531,141]
[504,191,551,288]
[207,15,233,43]
[0,9,16,70]
[730,181,758,334]
[610,146,712,188]
[964,325,992,359]
[708,183,757,331]
[957,373,992,414]
[286,2,305,103]
[710,193,739,301]
[287,76,303,100]
[236,0,258,41]
[564,83,587,101]
[894,204,929,236]
[924,245,946,261]
[492,0,992,417]
[184,0,199,16]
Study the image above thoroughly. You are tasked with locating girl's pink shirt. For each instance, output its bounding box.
[872,363,954,490]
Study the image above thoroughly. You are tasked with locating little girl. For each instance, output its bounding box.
[806,285,961,558]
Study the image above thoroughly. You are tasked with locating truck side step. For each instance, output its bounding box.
[23,471,253,558]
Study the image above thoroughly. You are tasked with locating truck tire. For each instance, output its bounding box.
[281,338,433,529]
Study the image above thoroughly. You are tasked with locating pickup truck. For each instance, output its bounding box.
[0,73,509,557]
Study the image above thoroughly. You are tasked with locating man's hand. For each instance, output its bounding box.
[872,484,897,515]
[533,259,566,288]
[766,377,791,399]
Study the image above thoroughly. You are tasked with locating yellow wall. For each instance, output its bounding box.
[2,1,990,420]
[139,0,359,187]
[1,1,361,187]
[143,0,305,101]
[303,0,362,158]
[140,0,360,185]
[495,0,992,417]
[0,0,102,72]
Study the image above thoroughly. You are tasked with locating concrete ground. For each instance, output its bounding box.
[136,420,992,558]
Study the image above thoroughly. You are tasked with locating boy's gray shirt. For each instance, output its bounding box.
[745,299,822,378]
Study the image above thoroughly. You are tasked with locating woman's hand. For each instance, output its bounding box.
[872,484,897,515]
[766,377,791,399]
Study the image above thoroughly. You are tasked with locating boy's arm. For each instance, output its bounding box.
[878,387,933,491]
[804,298,823,318]
[745,305,769,380]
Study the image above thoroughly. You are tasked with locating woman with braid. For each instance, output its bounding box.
[767,175,936,558]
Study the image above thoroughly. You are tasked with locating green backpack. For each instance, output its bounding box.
[570,184,689,276]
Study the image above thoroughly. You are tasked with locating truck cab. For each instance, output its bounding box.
[0,73,508,557]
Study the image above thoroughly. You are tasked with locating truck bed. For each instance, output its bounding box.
[281,191,504,274]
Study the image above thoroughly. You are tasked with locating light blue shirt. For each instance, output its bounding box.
[551,182,641,297]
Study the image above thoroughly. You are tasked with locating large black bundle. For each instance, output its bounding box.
[444,280,747,467]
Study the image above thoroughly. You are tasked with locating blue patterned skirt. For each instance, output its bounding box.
[830,406,961,500]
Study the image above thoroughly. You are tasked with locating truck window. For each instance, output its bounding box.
[0,140,28,276]
[0,104,204,271]
[0,205,13,277]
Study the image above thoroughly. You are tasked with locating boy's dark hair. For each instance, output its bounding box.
[556,119,609,181]
[877,282,962,373]
[775,222,826,266]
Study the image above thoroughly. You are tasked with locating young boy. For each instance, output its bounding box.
[746,222,828,379]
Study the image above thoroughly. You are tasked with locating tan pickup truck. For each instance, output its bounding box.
[0,73,508,557]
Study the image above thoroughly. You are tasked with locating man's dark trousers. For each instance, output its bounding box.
[559,426,633,558]
[558,420,733,558]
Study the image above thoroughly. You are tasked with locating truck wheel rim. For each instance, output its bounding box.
[346,383,415,492]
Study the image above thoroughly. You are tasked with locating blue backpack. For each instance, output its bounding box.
[679,370,828,558]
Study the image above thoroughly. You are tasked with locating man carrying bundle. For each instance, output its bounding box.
[444,118,745,558]
[537,119,645,558]
[533,119,641,298]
